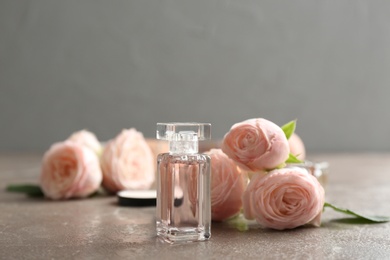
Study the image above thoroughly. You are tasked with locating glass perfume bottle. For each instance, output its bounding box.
[156,123,211,243]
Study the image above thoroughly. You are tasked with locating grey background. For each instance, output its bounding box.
[1,0,390,153]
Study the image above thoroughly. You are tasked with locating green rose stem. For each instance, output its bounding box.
[6,184,44,197]
[324,202,390,223]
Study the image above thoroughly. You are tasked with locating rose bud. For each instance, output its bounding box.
[205,149,248,222]
[101,129,155,193]
[288,133,306,161]
[40,141,103,200]
[67,130,102,155]
[222,118,289,172]
[242,167,325,230]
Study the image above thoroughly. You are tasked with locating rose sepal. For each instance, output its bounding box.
[281,120,297,140]
[285,153,304,164]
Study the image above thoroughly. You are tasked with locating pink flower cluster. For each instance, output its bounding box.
[208,118,325,230]
[40,129,157,200]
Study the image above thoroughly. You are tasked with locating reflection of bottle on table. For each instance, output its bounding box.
[156,123,211,244]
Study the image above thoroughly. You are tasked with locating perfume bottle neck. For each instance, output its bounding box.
[169,140,198,154]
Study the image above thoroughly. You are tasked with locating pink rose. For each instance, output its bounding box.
[288,133,306,161]
[222,118,289,172]
[242,167,325,230]
[206,149,247,222]
[40,141,103,200]
[101,129,155,193]
[67,130,102,155]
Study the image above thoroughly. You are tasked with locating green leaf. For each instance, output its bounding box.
[285,153,303,164]
[324,202,390,223]
[281,120,296,140]
[275,162,287,169]
[226,214,249,232]
[6,184,44,197]
[88,187,108,198]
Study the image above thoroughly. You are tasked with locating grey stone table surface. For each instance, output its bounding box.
[1,153,390,260]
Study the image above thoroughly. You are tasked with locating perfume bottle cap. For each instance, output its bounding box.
[156,123,211,154]
[156,123,211,141]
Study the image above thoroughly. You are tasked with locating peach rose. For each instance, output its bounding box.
[288,133,306,161]
[101,129,155,193]
[67,130,102,155]
[222,118,290,172]
[242,167,325,230]
[206,149,247,221]
[40,141,103,200]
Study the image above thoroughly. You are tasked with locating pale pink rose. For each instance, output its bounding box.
[40,141,103,200]
[242,167,325,230]
[222,118,290,172]
[288,133,306,161]
[101,129,155,193]
[206,149,247,222]
[67,130,102,155]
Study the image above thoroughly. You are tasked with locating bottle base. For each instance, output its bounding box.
[157,225,211,244]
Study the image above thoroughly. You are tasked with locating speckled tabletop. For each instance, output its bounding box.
[1,154,390,259]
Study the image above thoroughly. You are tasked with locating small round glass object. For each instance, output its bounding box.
[286,161,329,188]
